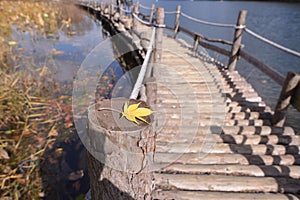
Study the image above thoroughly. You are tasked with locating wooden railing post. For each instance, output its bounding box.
[272,72,300,127]
[110,0,114,18]
[174,5,181,39]
[132,3,139,31]
[228,10,247,71]
[119,0,123,17]
[100,2,103,11]
[149,4,155,24]
[154,8,165,63]
[193,35,200,56]
[87,99,155,199]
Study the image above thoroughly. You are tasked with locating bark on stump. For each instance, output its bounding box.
[87,98,155,200]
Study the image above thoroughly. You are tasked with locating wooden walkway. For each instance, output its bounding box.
[147,34,300,199]
[79,2,300,199]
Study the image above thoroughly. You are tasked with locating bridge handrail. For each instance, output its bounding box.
[139,4,152,10]
[179,11,300,58]
[132,13,165,28]
[130,27,156,99]
[244,28,300,58]
[181,12,241,29]
[144,5,300,58]
[119,6,132,13]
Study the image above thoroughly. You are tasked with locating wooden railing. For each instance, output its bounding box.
[78,0,300,127]
[136,2,300,127]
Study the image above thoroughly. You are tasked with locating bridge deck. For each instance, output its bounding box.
[146,32,300,199]
[80,3,300,198]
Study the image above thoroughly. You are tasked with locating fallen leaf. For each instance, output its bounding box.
[64,122,73,128]
[8,41,18,46]
[122,102,153,124]
[0,148,10,159]
[4,130,14,134]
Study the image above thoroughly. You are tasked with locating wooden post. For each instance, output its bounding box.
[132,3,139,31]
[119,0,124,17]
[149,4,155,24]
[154,8,165,63]
[272,72,300,127]
[228,10,247,71]
[100,2,103,11]
[145,77,157,108]
[193,35,200,55]
[110,0,114,18]
[291,81,300,112]
[87,98,155,199]
[174,5,181,39]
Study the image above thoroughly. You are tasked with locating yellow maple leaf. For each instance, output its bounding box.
[122,102,153,124]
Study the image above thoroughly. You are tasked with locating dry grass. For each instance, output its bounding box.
[0,1,86,199]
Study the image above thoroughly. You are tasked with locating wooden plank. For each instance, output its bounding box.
[159,125,295,136]
[156,118,268,126]
[156,104,269,113]
[156,132,300,146]
[158,110,271,120]
[158,164,300,179]
[155,143,299,155]
[152,190,300,200]
[154,152,300,165]
[153,173,300,193]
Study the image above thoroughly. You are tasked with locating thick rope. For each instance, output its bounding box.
[139,4,152,10]
[133,13,152,26]
[181,12,240,29]
[120,7,132,13]
[132,13,165,28]
[130,27,156,99]
[245,28,300,58]
[164,10,178,15]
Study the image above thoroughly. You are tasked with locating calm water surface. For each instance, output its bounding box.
[2,2,129,198]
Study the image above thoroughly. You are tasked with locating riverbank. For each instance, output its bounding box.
[0,1,93,198]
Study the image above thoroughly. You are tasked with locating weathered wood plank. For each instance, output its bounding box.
[154,173,300,193]
[159,125,294,136]
[155,143,300,155]
[154,152,300,165]
[156,164,300,179]
[152,190,300,200]
[156,134,300,146]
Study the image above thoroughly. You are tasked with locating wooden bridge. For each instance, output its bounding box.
[78,1,300,199]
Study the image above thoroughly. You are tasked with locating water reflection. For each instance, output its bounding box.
[0,1,110,199]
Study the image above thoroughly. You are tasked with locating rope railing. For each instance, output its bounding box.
[130,27,156,99]
[244,28,300,58]
[132,13,165,28]
[139,4,152,10]
[171,10,300,58]
[119,6,132,13]
[80,1,300,78]
[164,10,178,15]
[181,12,240,29]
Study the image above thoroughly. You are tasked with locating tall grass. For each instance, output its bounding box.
[0,1,85,198]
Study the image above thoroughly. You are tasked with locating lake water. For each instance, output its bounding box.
[140,0,300,131]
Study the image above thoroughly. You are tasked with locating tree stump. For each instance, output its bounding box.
[87,98,155,200]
